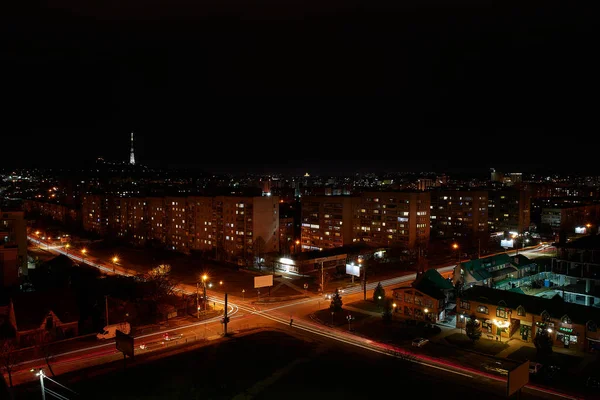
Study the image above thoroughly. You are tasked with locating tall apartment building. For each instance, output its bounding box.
[82,194,109,235]
[165,197,188,252]
[216,196,280,262]
[300,196,358,251]
[300,192,430,251]
[146,197,166,244]
[80,194,279,263]
[187,196,215,252]
[541,204,600,234]
[355,192,430,249]
[279,217,295,255]
[107,197,147,245]
[0,209,27,286]
[430,190,488,239]
[488,189,531,233]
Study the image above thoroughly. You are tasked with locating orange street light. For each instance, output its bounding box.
[219,280,223,286]
[112,256,119,263]
[295,240,300,245]
[202,274,208,282]
[81,248,87,255]
[587,223,592,228]
[452,243,459,250]
[35,231,40,236]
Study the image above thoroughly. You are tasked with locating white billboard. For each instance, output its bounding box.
[254,275,274,289]
[500,239,514,248]
[346,264,360,277]
[575,226,587,234]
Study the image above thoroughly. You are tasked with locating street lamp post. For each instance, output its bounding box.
[295,240,300,254]
[460,314,464,335]
[196,282,200,319]
[346,314,354,331]
[331,311,334,325]
[242,289,245,301]
[112,256,118,273]
[359,258,366,301]
[81,248,87,264]
[202,274,208,311]
[65,243,70,256]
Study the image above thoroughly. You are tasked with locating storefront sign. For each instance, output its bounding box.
[559,327,573,333]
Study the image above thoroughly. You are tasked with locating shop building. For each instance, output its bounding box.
[392,269,454,323]
[457,285,600,352]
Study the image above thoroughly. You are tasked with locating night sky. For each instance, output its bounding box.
[2,1,596,173]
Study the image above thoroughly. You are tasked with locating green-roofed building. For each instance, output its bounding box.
[454,253,537,289]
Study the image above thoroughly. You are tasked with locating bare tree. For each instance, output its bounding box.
[40,330,57,377]
[140,264,177,302]
[254,237,266,270]
[0,340,19,388]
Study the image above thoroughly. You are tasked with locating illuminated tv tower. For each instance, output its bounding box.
[129,132,136,165]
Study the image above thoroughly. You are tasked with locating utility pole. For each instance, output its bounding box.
[105,295,109,326]
[196,282,200,319]
[363,264,367,301]
[223,293,229,335]
[320,261,324,293]
[203,281,207,311]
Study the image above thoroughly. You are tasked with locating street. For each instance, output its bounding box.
[11,237,573,399]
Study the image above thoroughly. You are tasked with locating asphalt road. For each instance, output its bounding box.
[13,327,562,400]
[14,238,574,399]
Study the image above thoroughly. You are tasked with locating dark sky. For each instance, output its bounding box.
[2,1,596,173]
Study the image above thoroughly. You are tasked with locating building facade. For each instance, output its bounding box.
[300,192,430,252]
[300,196,358,251]
[0,209,27,284]
[392,269,453,323]
[279,217,295,256]
[78,194,279,263]
[430,190,488,239]
[541,204,600,235]
[457,285,600,352]
[354,192,431,249]
[488,189,531,233]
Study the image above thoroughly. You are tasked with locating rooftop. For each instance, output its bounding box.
[292,243,372,261]
[556,234,600,250]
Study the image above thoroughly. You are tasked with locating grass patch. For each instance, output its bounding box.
[346,299,382,313]
[352,319,441,344]
[313,308,372,327]
[445,333,508,356]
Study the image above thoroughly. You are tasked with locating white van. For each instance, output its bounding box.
[97,322,131,340]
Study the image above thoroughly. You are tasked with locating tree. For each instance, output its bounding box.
[254,237,266,269]
[40,330,57,377]
[0,340,19,388]
[465,314,482,342]
[138,264,176,302]
[329,289,343,312]
[373,282,385,305]
[533,323,553,361]
[382,297,393,323]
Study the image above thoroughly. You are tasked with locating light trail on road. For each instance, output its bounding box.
[25,237,570,398]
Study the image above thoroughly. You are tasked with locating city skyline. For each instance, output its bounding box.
[4,129,589,175]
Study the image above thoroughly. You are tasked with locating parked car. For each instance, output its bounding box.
[411,338,429,347]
